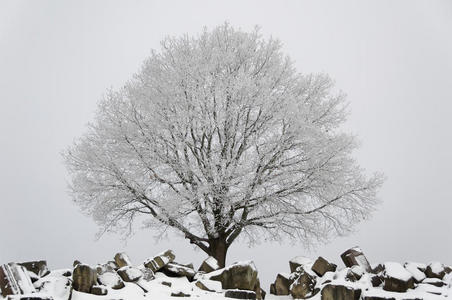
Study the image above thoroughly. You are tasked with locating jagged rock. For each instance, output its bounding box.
[383,262,414,292]
[208,261,258,291]
[253,278,265,300]
[161,281,172,287]
[346,266,365,282]
[72,264,97,293]
[161,262,196,281]
[311,257,337,277]
[90,285,108,296]
[270,273,292,295]
[422,278,447,287]
[340,247,372,272]
[371,264,385,274]
[27,271,39,283]
[425,262,445,279]
[225,290,256,299]
[370,274,384,287]
[445,266,452,274]
[97,271,125,289]
[0,263,36,297]
[171,291,191,297]
[114,252,132,268]
[198,256,219,273]
[321,284,361,300]
[289,256,313,273]
[195,279,222,292]
[62,270,71,277]
[404,262,426,283]
[144,250,175,272]
[18,261,49,278]
[73,260,81,267]
[141,268,155,281]
[117,266,142,282]
[290,269,318,299]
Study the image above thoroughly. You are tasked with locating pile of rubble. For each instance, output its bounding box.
[269,246,452,299]
[0,250,263,300]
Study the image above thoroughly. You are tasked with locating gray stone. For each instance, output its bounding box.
[171,291,191,297]
[161,262,196,281]
[270,274,292,295]
[198,256,219,273]
[208,261,258,291]
[117,266,142,282]
[72,264,97,293]
[311,257,337,277]
[0,263,35,297]
[97,271,125,289]
[18,261,49,278]
[144,250,175,272]
[90,285,108,296]
[321,284,361,300]
[340,247,372,272]
[225,290,256,299]
[425,263,445,280]
[114,252,132,268]
[290,270,318,299]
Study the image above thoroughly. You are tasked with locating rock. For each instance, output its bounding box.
[143,250,175,272]
[161,262,196,281]
[208,261,258,291]
[90,285,108,296]
[311,257,337,277]
[97,271,125,289]
[141,268,155,281]
[195,279,222,292]
[425,262,445,279]
[171,291,191,297]
[270,273,292,295]
[445,266,452,274]
[422,278,447,287]
[72,264,97,293]
[225,290,256,299]
[0,263,36,297]
[346,266,365,282]
[289,256,313,273]
[62,270,71,277]
[383,262,414,293]
[198,256,220,273]
[404,262,426,283]
[321,284,361,300]
[371,264,385,274]
[370,274,384,287]
[290,269,318,299]
[117,266,142,282]
[5,296,54,300]
[161,281,172,287]
[114,252,132,268]
[73,260,81,267]
[253,278,264,300]
[18,261,49,278]
[340,247,372,272]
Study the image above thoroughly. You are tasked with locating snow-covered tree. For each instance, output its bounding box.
[64,24,383,267]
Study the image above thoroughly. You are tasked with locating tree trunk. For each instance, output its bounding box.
[208,238,228,268]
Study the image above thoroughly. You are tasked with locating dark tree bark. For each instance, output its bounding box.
[207,237,229,268]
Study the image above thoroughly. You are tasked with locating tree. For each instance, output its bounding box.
[64,24,384,268]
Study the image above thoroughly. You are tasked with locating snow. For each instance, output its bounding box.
[205,256,219,270]
[429,261,444,273]
[404,262,426,282]
[290,256,312,266]
[98,271,122,286]
[384,262,413,281]
[196,279,222,292]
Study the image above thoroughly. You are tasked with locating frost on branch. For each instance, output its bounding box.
[63,23,384,266]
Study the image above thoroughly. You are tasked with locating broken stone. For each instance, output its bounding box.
[0,263,36,297]
[270,273,292,295]
[253,278,264,300]
[340,247,372,272]
[72,264,97,293]
[97,271,125,289]
[141,268,155,281]
[321,284,361,300]
[90,285,108,296]
[290,269,318,299]
[346,266,365,282]
[371,264,385,274]
[143,250,175,272]
[383,262,414,293]
[114,252,132,268]
[73,260,81,267]
[425,262,445,279]
[370,274,384,287]
[171,291,191,297]
[117,266,142,282]
[198,256,219,273]
[195,279,222,292]
[422,278,447,287]
[5,296,54,300]
[404,262,426,283]
[311,256,337,277]
[161,262,196,281]
[161,281,172,287]
[18,261,49,278]
[289,256,313,273]
[225,290,256,299]
[208,261,258,291]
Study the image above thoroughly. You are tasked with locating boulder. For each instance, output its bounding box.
[404,262,426,283]
[208,261,258,291]
[290,269,318,299]
[97,271,125,289]
[117,266,142,282]
[321,284,361,300]
[18,261,49,278]
[253,278,265,300]
[143,250,175,272]
[370,274,384,287]
[311,257,337,277]
[270,273,292,295]
[72,264,97,293]
[141,268,155,281]
[90,285,108,296]
[225,290,256,299]
[0,263,36,297]
[422,278,447,287]
[346,266,365,282]
[161,262,196,281]
[73,260,81,267]
[195,279,222,292]
[383,262,414,293]
[425,262,445,279]
[199,256,220,273]
[171,291,191,297]
[340,247,372,272]
[371,264,385,274]
[114,252,132,268]
[289,256,313,273]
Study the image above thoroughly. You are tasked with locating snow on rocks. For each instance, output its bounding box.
[143,249,175,272]
[341,246,372,272]
[382,262,414,292]
[113,252,132,268]
[198,256,219,273]
[311,256,337,277]
[72,264,97,293]
[0,263,36,297]
[195,279,222,292]
[404,262,426,282]
[96,271,124,289]
[117,266,142,282]
[425,261,446,279]
[289,256,313,273]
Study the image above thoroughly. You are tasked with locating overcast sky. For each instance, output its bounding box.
[1,0,451,288]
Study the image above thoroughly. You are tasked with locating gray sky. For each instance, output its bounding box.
[1,0,451,288]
